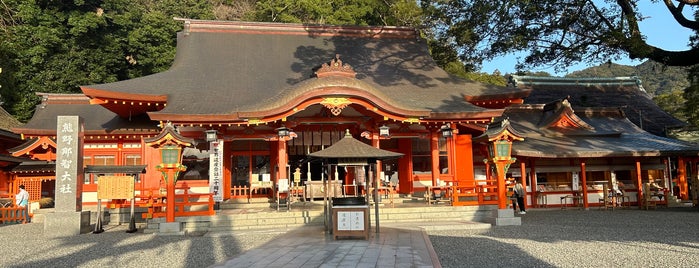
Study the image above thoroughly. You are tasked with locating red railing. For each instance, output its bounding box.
[230,186,249,198]
[450,180,500,206]
[139,188,215,219]
[0,206,31,224]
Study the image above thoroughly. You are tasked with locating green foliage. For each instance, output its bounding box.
[683,64,699,128]
[515,71,552,77]
[567,61,689,97]
[655,89,687,122]
[0,0,215,122]
[423,1,699,73]
[443,61,507,86]
[251,0,421,27]
[567,60,690,122]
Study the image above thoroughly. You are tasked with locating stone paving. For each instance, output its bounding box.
[210,221,490,268]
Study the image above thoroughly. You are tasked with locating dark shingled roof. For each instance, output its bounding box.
[13,93,159,135]
[10,161,55,174]
[0,106,21,131]
[82,20,525,121]
[513,75,686,137]
[309,130,403,160]
[85,165,147,174]
[505,100,699,158]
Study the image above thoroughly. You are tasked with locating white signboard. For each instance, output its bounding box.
[209,139,223,202]
[337,211,365,231]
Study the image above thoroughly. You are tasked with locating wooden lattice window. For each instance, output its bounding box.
[15,179,44,202]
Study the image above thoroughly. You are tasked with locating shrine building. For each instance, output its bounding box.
[4,20,699,211]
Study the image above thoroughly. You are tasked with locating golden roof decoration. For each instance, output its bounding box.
[315,54,356,78]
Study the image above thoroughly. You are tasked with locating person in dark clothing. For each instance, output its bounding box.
[513,179,526,215]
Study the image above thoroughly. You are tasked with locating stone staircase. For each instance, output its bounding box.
[143,197,494,234]
[666,194,695,207]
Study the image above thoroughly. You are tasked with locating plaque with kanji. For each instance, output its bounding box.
[97,176,135,200]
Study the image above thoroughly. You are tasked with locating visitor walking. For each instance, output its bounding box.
[15,185,29,223]
[513,179,526,215]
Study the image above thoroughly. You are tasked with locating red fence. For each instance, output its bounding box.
[0,206,31,224]
[138,188,215,219]
[451,180,500,206]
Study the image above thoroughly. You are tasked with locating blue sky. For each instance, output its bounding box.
[480,2,696,76]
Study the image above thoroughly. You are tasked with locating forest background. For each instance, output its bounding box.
[0,0,696,133]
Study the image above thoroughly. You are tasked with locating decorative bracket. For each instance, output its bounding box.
[320,97,352,116]
[315,54,356,78]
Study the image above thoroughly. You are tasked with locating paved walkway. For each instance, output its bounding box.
[209,221,491,268]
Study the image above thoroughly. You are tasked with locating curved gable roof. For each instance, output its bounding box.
[505,102,699,158]
[514,75,686,137]
[82,20,524,122]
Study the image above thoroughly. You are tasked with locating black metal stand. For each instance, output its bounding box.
[93,199,104,234]
[126,198,138,233]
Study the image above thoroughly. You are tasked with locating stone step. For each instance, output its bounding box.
[143,204,494,233]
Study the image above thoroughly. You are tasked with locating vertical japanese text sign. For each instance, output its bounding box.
[55,116,85,212]
[209,139,223,202]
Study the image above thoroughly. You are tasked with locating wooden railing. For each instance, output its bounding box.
[230,186,250,198]
[0,206,30,224]
[450,180,500,206]
[139,188,215,219]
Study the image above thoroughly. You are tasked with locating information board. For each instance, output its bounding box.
[97,176,135,200]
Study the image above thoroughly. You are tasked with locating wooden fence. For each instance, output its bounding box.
[139,188,215,219]
[0,206,30,224]
[451,180,500,206]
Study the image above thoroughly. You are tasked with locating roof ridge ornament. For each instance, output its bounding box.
[315,54,356,78]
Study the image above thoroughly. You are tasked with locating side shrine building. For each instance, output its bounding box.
[6,20,699,212]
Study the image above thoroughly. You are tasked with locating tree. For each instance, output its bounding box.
[656,89,687,121]
[423,1,699,73]
[0,0,215,122]
[251,0,422,27]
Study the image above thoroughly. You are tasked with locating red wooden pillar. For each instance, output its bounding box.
[430,130,440,186]
[495,161,508,209]
[678,157,688,200]
[166,169,176,222]
[277,139,288,181]
[454,134,474,186]
[580,160,588,209]
[529,159,537,207]
[520,161,527,207]
[397,139,412,194]
[223,141,231,200]
[372,133,382,183]
[636,159,643,207]
[485,162,491,183]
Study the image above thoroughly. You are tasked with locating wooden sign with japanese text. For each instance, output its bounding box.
[97,176,135,200]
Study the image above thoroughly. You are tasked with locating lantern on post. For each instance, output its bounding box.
[276,127,291,138]
[379,125,390,138]
[474,118,523,210]
[440,124,453,138]
[205,129,218,142]
[145,123,195,224]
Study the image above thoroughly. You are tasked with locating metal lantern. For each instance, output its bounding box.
[440,125,453,138]
[159,144,182,166]
[379,125,390,137]
[488,139,512,160]
[276,127,291,138]
[205,129,218,142]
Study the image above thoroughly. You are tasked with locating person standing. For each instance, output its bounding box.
[513,180,526,215]
[15,185,30,224]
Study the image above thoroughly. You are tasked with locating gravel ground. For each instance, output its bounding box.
[0,223,284,268]
[429,207,699,268]
[2,207,698,268]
